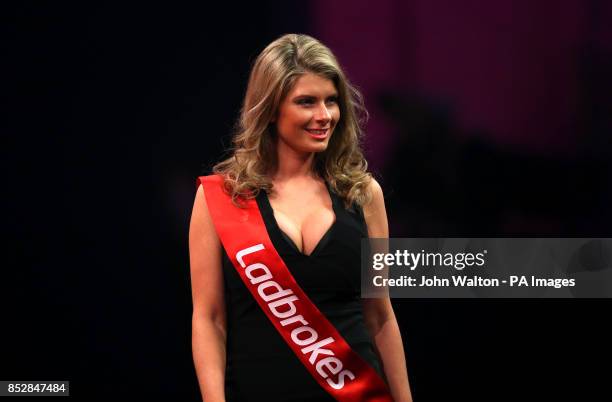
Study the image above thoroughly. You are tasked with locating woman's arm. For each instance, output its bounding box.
[189,184,227,402]
[362,179,413,402]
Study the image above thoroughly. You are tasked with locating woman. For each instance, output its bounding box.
[189,34,412,402]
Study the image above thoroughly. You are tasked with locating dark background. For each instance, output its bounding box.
[3,2,611,401]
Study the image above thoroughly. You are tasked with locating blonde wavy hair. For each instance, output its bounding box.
[213,33,373,208]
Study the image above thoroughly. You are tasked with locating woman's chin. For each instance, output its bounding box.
[307,142,329,153]
[289,139,329,154]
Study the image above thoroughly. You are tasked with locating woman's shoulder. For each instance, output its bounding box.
[365,177,384,203]
[361,178,387,237]
[334,176,383,207]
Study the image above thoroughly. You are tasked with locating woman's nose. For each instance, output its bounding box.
[314,103,332,123]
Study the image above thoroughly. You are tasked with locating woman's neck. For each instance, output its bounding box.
[272,141,318,182]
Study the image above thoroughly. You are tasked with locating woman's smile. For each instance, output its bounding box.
[305,128,329,139]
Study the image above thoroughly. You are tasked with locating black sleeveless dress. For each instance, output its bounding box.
[221,183,384,402]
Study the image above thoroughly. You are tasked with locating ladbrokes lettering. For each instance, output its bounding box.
[236,244,355,389]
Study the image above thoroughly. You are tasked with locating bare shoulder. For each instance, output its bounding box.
[362,177,385,218]
[190,185,214,235]
[362,178,388,238]
[189,184,224,316]
[366,178,384,202]
[190,183,223,251]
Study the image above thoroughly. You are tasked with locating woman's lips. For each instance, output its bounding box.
[305,128,329,139]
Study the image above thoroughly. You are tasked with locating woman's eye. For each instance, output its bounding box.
[295,97,337,106]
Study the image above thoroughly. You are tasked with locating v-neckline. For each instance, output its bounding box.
[261,181,338,258]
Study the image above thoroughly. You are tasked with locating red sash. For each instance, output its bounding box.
[197,174,393,402]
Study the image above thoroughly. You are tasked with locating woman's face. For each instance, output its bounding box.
[273,72,340,154]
